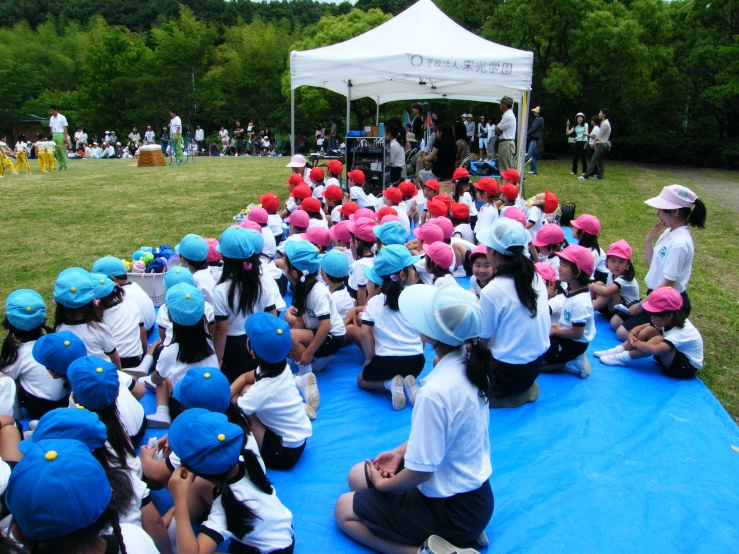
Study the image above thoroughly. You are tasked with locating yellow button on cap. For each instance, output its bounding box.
[100,279,105,284]
[45,451,57,461]
[96,367,103,373]
[77,405,84,410]
[185,294,191,299]
[204,373,211,379]
[175,269,181,273]
[217,434,226,442]
[277,328,283,335]
[70,287,77,292]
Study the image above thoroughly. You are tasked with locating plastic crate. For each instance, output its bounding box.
[126,272,166,307]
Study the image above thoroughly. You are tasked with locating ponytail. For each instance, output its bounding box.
[381,270,408,311]
[92,403,136,463]
[225,402,253,437]
[285,257,318,315]
[97,285,124,310]
[685,198,707,229]
[465,340,494,402]
[92,449,135,517]
[493,246,538,317]
[1,318,48,369]
[220,254,263,316]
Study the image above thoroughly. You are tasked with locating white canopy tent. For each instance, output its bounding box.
[289,0,534,185]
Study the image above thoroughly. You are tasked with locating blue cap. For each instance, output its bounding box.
[284,240,322,274]
[67,356,119,410]
[217,226,258,259]
[399,284,482,347]
[175,234,208,262]
[169,408,243,475]
[6,439,112,540]
[364,265,383,286]
[245,312,291,364]
[476,218,529,256]
[373,221,408,246]
[320,249,349,279]
[173,367,230,413]
[364,244,420,285]
[32,331,87,376]
[53,268,95,309]
[20,407,107,453]
[91,273,115,300]
[164,266,195,290]
[91,256,127,278]
[165,283,205,326]
[5,289,46,331]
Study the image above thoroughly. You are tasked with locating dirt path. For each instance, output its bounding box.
[643,165,739,212]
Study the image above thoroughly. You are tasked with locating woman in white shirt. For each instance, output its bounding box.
[335,284,494,554]
[385,124,406,184]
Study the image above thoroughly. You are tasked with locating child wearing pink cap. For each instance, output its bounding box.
[469,245,493,297]
[532,224,566,273]
[301,226,331,254]
[542,244,596,378]
[329,220,354,267]
[347,218,377,306]
[423,243,458,287]
[535,262,566,324]
[596,287,703,378]
[570,214,607,282]
[205,237,224,283]
[248,208,277,260]
[408,222,445,284]
[591,240,640,328]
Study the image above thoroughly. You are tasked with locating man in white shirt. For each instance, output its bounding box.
[144,126,155,144]
[169,109,183,162]
[464,114,475,144]
[580,108,612,181]
[494,96,516,173]
[101,142,116,158]
[48,104,69,170]
[91,143,102,159]
[194,125,205,153]
[74,128,87,150]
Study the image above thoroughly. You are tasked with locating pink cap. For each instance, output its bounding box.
[239,219,263,233]
[606,239,632,260]
[329,220,352,243]
[247,207,268,225]
[642,287,683,313]
[301,226,331,248]
[532,224,565,247]
[350,208,377,222]
[205,238,221,263]
[534,262,557,282]
[286,210,310,229]
[428,217,453,240]
[423,242,454,269]
[556,244,594,277]
[644,185,697,210]
[413,222,444,245]
[348,218,378,242]
[469,244,488,262]
[570,214,600,236]
[503,207,527,225]
[380,215,400,224]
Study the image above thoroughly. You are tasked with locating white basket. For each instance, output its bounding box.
[126,272,166,307]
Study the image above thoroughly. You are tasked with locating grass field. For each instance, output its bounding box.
[1,156,738,420]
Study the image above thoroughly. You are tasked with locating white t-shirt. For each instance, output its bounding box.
[361,294,423,357]
[170,116,182,135]
[156,343,219,386]
[115,371,145,437]
[404,348,492,498]
[526,206,543,241]
[497,109,516,140]
[644,226,694,293]
[2,341,67,400]
[56,322,117,362]
[312,183,326,199]
[549,293,565,325]
[459,191,478,217]
[453,223,475,243]
[588,125,600,146]
[103,302,143,359]
[157,301,214,345]
[261,227,277,259]
[663,320,703,369]
[480,274,550,364]
[558,289,596,343]
[194,129,205,141]
[607,274,640,306]
[349,186,376,209]
[307,216,329,230]
[474,203,498,234]
[388,139,405,168]
[395,205,411,236]
[144,130,155,142]
[267,213,284,237]
[192,267,217,306]
[589,247,608,277]
[119,522,159,553]
[469,275,485,297]
[331,286,354,321]
[237,366,312,448]
[302,281,346,337]
[49,114,68,133]
[433,274,459,287]
[276,233,303,256]
[121,282,155,331]
[213,275,279,336]
[348,255,375,290]
[285,197,297,214]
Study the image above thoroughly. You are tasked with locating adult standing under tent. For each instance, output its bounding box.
[410,103,424,142]
[580,108,611,180]
[169,109,183,163]
[329,118,338,151]
[464,114,475,145]
[48,105,68,171]
[527,106,544,175]
[478,116,490,158]
[495,96,516,173]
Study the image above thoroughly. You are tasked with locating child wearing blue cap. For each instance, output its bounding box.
[231,312,313,465]
[320,249,354,321]
[335,284,494,554]
[213,227,280,383]
[155,266,215,348]
[2,290,69,418]
[54,267,123,370]
[92,255,156,332]
[167,409,295,554]
[147,284,219,429]
[176,233,217,305]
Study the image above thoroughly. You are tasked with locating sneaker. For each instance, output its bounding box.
[403,375,419,406]
[578,175,587,180]
[420,535,480,554]
[592,175,600,180]
[564,354,591,378]
[570,172,576,175]
[304,403,317,421]
[138,375,156,393]
[11,172,18,175]
[301,372,320,411]
[489,381,539,409]
[391,375,406,411]
[600,354,627,367]
[527,170,537,175]
[123,366,148,379]
[146,413,172,429]
[594,345,625,359]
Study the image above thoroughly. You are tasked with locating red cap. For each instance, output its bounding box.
[399,181,417,198]
[338,202,359,216]
[377,206,398,220]
[437,194,452,211]
[301,226,331,248]
[606,240,632,260]
[259,193,280,214]
[239,219,262,232]
[205,238,221,263]
[501,168,520,184]
[287,174,305,188]
[423,242,454,269]
[301,197,322,213]
[534,262,558,282]
[452,167,469,181]
[326,160,343,176]
[329,220,352,243]
[570,214,600,236]
[413,222,444,245]
[347,169,365,185]
[423,179,440,192]
[247,207,268,225]
[290,185,312,199]
[428,217,453,240]
[474,177,500,196]
[542,190,559,214]
[427,198,449,218]
[532,224,565,247]
[556,244,594,277]
[642,287,683,313]
[469,244,487,262]
[450,202,470,220]
[503,207,526,225]
[322,185,344,201]
[500,183,519,201]
[286,210,310,228]
[348,218,378,242]
[382,187,402,205]
[309,166,325,182]
[350,208,377,222]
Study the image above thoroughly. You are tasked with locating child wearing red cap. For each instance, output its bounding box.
[596,287,703,378]
[542,245,596,378]
[347,218,377,306]
[280,173,307,219]
[570,214,607,282]
[309,166,326,198]
[301,197,329,230]
[326,160,343,186]
[382,186,411,234]
[322,184,345,225]
[348,170,375,210]
[450,202,474,243]
[420,179,441,225]
[591,240,640,327]
[500,168,520,186]
[498,183,520,215]
[473,177,500,235]
[398,180,420,224]
[452,167,478,228]
[260,193,286,245]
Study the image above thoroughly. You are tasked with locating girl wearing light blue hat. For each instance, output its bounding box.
[2,289,69,418]
[336,284,495,554]
[176,233,217,305]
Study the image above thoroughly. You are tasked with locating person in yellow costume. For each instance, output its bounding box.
[48,104,69,171]
[34,133,47,172]
[0,134,18,177]
[14,135,31,173]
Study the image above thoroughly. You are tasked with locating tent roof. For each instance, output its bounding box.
[290,0,533,104]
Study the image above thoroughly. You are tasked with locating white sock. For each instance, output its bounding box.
[294,374,303,390]
[298,363,312,376]
[156,405,170,418]
[384,379,394,392]
[614,351,632,363]
[135,354,154,374]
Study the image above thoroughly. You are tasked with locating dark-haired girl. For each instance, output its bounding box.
[591,240,640,331]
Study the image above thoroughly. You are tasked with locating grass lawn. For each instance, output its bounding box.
[1,157,738,420]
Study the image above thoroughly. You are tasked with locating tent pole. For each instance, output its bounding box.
[518,91,529,198]
[346,81,352,152]
[376,99,380,126]
[290,87,295,156]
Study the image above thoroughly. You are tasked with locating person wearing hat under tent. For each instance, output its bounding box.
[526,106,544,175]
[476,218,550,407]
[92,256,156,333]
[174,234,217,306]
[478,115,491,159]
[463,113,475,145]
[335,284,494,554]
[494,96,516,173]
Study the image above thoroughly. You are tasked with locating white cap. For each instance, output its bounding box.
[286,154,307,168]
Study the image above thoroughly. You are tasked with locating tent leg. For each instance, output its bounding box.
[518,92,529,198]
[346,82,352,152]
[291,88,295,157]
[376,99,379,126]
